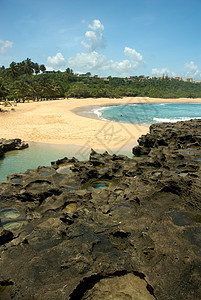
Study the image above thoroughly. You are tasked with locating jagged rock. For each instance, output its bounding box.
[133,145,150,156]
[133,119,201,156]
[0,119,201,299]
[0,138,28,158]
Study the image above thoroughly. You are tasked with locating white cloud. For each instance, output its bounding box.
[151,62,201,80]
[151,68,176,77]
[124,47,144,66]
[68,19,144,76]
[88,19,104,31]
[69,47,144,77]
[45,66,54,71]
[69,51,107,70]
[81,19,106,52]
[46,52,66,70]
[184,61,201,80]
[0,40,13,54]
[184,61,198,71]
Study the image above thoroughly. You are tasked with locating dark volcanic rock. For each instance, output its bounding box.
[0,228,14,245]
[0,119,201,299]
[133,119,201,156]
[0,138,28,158]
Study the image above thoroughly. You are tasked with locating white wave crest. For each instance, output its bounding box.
[153,117,201,123]
[93,107,108,121]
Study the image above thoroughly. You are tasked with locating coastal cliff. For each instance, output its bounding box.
[0,119,201,299]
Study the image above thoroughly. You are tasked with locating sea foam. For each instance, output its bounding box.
[153,117,201,123]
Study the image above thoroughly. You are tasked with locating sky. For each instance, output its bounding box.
[0,0,201,80]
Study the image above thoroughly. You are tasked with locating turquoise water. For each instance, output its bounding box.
[0,141,134,183]
[95,103,201,124]
[1,103,201,182]
[0,142,90,182]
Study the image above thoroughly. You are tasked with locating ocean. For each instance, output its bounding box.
[1,103,201,182]
[94,103,201,124]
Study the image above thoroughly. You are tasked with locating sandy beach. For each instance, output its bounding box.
[1,97,201,152]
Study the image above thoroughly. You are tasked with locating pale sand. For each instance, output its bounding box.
[1,97,201,152]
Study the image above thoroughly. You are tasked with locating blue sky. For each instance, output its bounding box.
[0,0,201,79]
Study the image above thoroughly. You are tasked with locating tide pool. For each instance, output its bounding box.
[0,141,134,182]
[95,103,201,124]
[0,142,89,182]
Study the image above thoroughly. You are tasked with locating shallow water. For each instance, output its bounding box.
[10,177,23,183]
[0,142,133,183]
[0,208,20,219]
[83,178,118,191]
[0,208,27,230]
[87,182,109,191]
[0,142,88,182]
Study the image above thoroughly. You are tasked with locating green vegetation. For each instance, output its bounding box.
[0,58,201,102]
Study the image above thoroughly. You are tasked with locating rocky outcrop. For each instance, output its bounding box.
[0,138,28,158]
[0,120,201,299]
[133,119,201,156]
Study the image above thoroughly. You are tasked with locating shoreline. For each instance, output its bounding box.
[71,97,201,120]
[1,97,201,151]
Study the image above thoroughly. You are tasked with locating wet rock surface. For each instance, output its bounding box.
[0,119,201,299]
[0,138,28,158]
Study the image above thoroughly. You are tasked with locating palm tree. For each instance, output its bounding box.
[41,83,53,100]
[31,81,42,101]
[14,81,33,102]
[0,80,9,100]
[34,63,40,75]
[8,61,19,78]
[51,84,62,98]
[22,58,34,75]
[39,64,46,73]
[66,67,74,74]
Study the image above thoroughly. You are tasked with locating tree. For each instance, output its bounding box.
[31,81,42,101]
[86,72,91,77]
[66,82,90,98]
[22,58,34,75]
[66,67,74,74]
[0,66,6,77]
[14,81,33,102]
[40,64,46,73]
[8,61,19,78]
[34,63,40,75]
[51,84,62,98]
[39,80,58,100]
[0,80,9,99]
